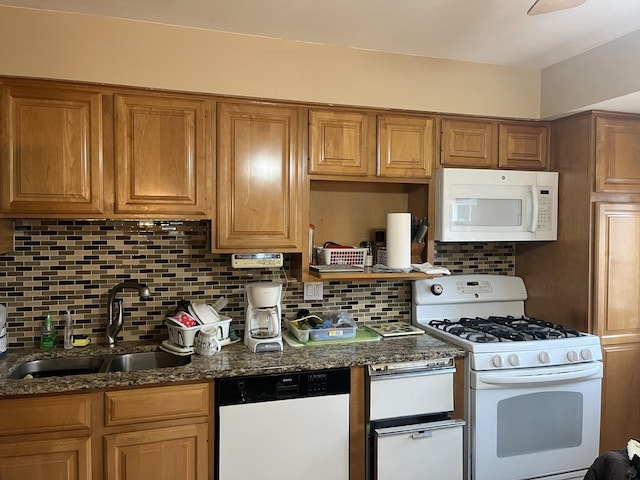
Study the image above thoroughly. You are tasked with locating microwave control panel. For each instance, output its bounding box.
[536,188,553,231]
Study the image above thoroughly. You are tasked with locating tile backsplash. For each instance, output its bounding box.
[0,220,514,348]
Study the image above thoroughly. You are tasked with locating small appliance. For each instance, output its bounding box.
[244,282,283,352]
[435,168,559,242]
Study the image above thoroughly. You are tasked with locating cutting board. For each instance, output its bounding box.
[283,326,381,348]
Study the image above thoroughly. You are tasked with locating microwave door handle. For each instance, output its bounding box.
[529,186,539,232]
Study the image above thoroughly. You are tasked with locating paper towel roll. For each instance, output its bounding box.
[386,213,412,269]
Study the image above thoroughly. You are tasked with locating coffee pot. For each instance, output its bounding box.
[244,282,283,353]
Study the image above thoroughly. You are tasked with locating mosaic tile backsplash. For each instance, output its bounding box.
[0,220,514,348]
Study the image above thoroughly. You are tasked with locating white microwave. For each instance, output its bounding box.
[434,168,558,242]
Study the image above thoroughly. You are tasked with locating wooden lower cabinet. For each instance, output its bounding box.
[0,393,93,480]
[600,343,640,452]
[0,382,212,480]
[104,424,208,480]
[0,436,91,480]
[594,203,640,451]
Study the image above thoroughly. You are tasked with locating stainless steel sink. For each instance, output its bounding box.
[8,351,191,379]
[101,351,190,372]
[8,356,107,379]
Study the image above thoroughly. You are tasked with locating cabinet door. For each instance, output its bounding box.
[104,424,208,480]
[440,118,497,168]
[216,102,301,251]
[600,344,640,452]
[594,203,640,451]
[0,84,104,215]
[309,110,375,177]
[378,114,435,178]
[0,436,91,480]
[593,203,640,341]
[596,116,640,192]
[114,93,211,216]
[498,122,549,170]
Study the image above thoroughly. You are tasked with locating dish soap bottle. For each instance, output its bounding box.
[40,313,56,351]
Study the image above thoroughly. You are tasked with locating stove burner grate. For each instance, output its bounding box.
[428,316,582,343]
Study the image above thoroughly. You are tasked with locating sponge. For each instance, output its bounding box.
[72,335,90,347]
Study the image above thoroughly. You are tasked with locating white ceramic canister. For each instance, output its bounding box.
[0,304,6,357]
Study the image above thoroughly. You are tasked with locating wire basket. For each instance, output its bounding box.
[318,247,368,267]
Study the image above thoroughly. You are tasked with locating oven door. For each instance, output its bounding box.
[469,361,602,480]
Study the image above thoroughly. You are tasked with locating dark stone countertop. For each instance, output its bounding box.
[0,333,466,397]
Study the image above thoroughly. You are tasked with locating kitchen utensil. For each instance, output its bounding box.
[212,296,228,313]
[0,304,6,358]
[194,330,221,356]
[413,219,429,243]
[191,303,220,324]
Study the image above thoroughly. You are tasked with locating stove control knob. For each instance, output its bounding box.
[567,350,579,362]
[508,354,520,367]
[431,284,444,296]
[491,355,504,368]
[581,349,593,361]
[538,351,551,364]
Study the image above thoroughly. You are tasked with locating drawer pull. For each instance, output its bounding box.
[411,430,434,440]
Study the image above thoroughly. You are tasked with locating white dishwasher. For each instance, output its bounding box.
[216,368,350,480]
[368,358,465,480]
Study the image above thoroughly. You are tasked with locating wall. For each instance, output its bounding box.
[0,220,514,348]
[541,29,640,119]
[0,6,541,119]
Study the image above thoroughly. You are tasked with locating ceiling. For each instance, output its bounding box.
[3,0,640,69]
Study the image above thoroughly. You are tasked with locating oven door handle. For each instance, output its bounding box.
[476,363,602,387]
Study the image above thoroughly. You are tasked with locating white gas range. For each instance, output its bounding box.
[412,274,603,480]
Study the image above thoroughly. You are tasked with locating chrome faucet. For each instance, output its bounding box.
[106,281,152,347]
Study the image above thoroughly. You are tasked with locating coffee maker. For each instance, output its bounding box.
[244,282,283,353]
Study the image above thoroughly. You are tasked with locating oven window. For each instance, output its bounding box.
[496,391,583,458]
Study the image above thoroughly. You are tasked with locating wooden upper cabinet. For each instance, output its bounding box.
[309,109,376,177]
[378,114,435,178]
[114,93,211,216]
[215,102,302,251]
[440,118,497,168]
[0,83,104,215]
[499,122,549,170]
[596,115,640,193]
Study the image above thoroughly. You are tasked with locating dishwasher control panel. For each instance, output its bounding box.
[217,368,350,406]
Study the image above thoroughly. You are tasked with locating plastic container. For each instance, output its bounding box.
[165,315,232,348]
[285,317,357,343]
[317,247,368,266]
[165,320,204,348]
[201,317,232,341]
[63,310,74,350]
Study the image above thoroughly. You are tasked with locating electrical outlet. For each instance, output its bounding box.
[303,282,323,301]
